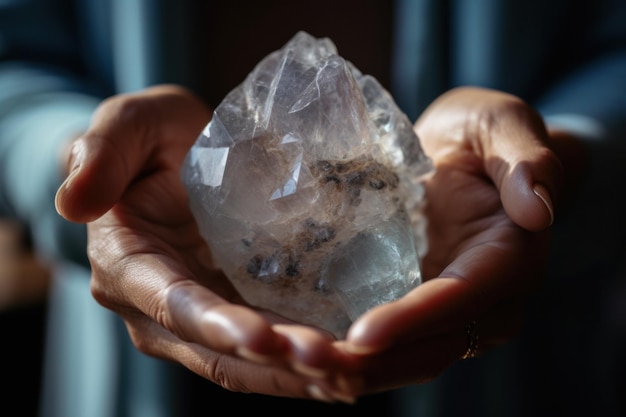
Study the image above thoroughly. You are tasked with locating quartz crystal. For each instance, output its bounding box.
[181,31,433,339]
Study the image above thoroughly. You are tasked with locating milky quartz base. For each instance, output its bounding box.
[181,31,432,338]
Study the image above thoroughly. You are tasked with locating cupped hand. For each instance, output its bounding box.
[55,85,356,403]
[338,86,565,394]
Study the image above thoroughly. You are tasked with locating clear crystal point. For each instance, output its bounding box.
[181,31,432,338]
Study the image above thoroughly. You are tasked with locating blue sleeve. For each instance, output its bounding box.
[0,63,99,266]
[538,52,626,145]
[536,0,626,146]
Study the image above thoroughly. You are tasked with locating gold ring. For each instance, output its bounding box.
[461,320,478,360]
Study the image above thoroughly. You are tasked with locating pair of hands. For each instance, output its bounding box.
[55,85,564,403]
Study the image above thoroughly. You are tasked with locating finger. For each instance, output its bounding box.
[273,324,346,379]
[124,315,353,403]
[54,131,136,223]
[344,224,540,353]
[344,277,476,354]
[478,94,563,231]
[338,299,524,394]
[416,86,563,232]
[92,243,358,401]
[55,85,210,223]
[160,280,350,380]
[89,232,350,380]
[90,253,290,364]
[343,332,466,393]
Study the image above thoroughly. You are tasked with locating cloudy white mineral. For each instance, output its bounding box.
[180,31,432,338]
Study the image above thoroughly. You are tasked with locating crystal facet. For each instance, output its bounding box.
[181,31,433,338]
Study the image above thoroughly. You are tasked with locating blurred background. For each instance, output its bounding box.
[1,1,625,416]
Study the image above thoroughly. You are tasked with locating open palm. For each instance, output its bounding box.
[56,85,353,402]
[339,87,562,394]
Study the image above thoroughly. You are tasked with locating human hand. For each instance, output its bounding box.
[54,85,357,403]
[336,86,565,394]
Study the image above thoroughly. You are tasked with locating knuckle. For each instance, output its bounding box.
[150,279,198,342]
[94,91,158,136]
[89,274,109,306]
[202,356,252,394]
[127,326,155,356]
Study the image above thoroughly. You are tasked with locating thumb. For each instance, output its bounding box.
[55,85,210,224]
[499,161,558,232]
[55,93,160,223]
[54,127,140,223]
[484,102,563,232]
[55,89,165,223]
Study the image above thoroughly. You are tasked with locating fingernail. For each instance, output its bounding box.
[330,390,356,405]
[306,384,356,404]
[67,139,85,174]
[235,346,272,365]
[55,167,81,215]
[56,139,84,205]
[306,384,335,403]
[342,343,383,355]
[292,361,328,379]
[532,184,554,226]
[335,373,362,394]
[64,164,81,187]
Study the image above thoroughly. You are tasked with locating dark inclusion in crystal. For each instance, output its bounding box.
[245,218,336,283]
[180,31,432,338]
[312,157,400,207]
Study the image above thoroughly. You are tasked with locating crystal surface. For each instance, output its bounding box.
[181,31,433,338]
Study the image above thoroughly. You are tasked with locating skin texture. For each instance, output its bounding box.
[340,87,567,392]
[55,85,578,402]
